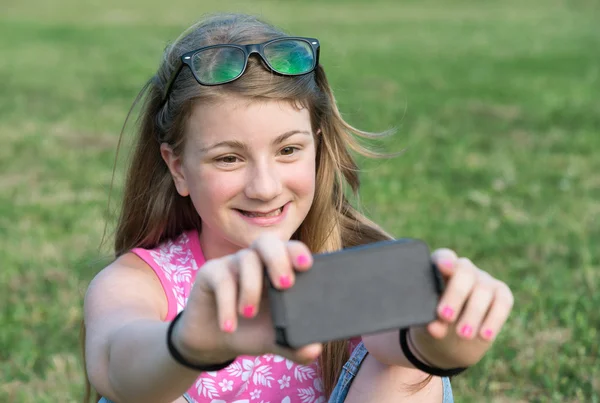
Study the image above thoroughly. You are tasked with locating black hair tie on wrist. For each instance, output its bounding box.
[399,328,467,377]
[167,310,235,372]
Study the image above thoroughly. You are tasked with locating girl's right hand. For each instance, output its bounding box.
[170,232,323,366]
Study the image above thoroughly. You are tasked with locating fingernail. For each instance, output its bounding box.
[460,324,473,338]
[439,259,454,270]
[243,305,255,318]
[441,306,454,320]
[279,275,292,289]
[223,320,234,333]
[483,329,494,340]
[296,255,310,266]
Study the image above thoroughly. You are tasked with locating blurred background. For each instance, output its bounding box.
[1,0,599,401]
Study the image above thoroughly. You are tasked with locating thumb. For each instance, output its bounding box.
[273,343,323,365]
[431,248,459,279]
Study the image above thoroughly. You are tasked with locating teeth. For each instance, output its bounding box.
[242,207,283,218]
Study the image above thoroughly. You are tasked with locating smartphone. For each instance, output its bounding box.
[267,238,444,349]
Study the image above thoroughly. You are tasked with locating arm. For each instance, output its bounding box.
[84,253,227,403]
[361,327,485,370]
[85,235,324,403]
[361,330,412,367]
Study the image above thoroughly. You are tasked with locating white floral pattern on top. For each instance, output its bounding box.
[133,230,328,402]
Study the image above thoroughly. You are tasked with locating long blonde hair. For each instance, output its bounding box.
[83,13,400,401]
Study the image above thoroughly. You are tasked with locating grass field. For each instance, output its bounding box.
[1,0,599,401]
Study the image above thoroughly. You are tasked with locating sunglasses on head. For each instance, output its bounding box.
[161,36,320,104]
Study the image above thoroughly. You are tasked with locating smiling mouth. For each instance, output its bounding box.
[236,205,284,218]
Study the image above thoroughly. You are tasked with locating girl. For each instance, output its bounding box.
[83,13,514,403]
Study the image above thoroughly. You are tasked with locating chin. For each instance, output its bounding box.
[235,226,297,246]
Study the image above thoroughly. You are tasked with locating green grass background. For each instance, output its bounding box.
[1,0,599,401]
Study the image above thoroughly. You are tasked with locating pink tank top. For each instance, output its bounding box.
[132,230,333,403]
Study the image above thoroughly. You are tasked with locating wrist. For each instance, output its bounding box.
[408,327,467,370]
[400,328,468,377]
[170,311,236,369]
[406,328,436,366]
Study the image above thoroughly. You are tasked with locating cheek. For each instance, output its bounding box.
[284,157,316,198]
[188,168,241,210]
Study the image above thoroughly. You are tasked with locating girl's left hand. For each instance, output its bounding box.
[410,248,514,368]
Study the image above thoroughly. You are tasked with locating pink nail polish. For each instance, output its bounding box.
[483,329,494,340]
[441,306,454,320]
[280,275,292,289]
[223,320,234,333]
[440,259,454,270]
[243,305,255,318]
[460,324,473,338]
[296,255,310,266]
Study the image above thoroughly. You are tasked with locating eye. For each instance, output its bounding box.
[280,146,298,156]
[216,155,239,164]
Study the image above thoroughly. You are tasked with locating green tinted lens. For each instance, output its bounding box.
[192,47,245,84]
[263,40,314,75]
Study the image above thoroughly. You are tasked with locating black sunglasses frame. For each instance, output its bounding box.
[161,36,320,104]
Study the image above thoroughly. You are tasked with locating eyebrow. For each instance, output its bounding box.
[198,130,312,153]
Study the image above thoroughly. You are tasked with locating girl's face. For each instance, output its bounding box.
[161,96,317,259]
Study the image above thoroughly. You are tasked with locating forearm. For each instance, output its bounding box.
[362,328,485,369]
[408,326,486,368]
[106,319,203,403]
[362,327,484,370]
[361,330,412,368]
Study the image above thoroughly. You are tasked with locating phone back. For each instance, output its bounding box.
[268,239,443,349]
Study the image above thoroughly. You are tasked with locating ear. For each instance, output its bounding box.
[160,143,190,197]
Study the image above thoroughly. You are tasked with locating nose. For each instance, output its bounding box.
[244,160,283,201]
